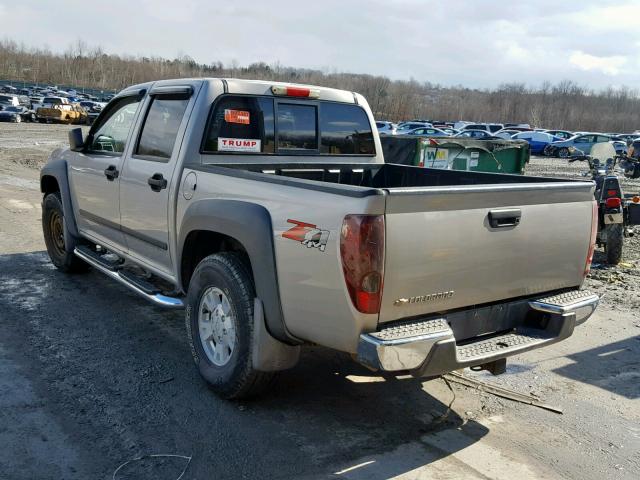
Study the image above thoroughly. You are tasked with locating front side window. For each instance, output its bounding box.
[88,97,141,154]
[136,96,189,159]
[203,96,274,153]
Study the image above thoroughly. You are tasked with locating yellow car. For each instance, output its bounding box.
[36,104,89,124]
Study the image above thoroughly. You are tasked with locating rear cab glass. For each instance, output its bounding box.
[202,95,374,156]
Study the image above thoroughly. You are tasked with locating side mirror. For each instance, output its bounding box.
[68,127,85,152]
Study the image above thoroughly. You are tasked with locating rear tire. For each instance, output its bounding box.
[558,147,569,158]
[185,252,274,399]
[605,223,623,265]
[42,192,88,273]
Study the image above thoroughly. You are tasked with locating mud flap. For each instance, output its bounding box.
[252,298,300,372]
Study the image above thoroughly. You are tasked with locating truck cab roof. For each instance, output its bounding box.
[117,78,359,105]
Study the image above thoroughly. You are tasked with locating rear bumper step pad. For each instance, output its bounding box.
[357,290,598,374]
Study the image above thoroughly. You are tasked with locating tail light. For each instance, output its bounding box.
[271,85,320,99]
[584,200,598,277]
[340,215,385,314]
[605,197,621,208]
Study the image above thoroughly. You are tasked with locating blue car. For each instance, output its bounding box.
[511,131,562,155]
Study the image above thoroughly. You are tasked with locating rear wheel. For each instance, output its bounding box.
[605,223,623,265]
[185,252,274,399]
[42,192,88,273]
[558,147,569,158]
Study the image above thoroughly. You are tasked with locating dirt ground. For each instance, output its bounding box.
[0,123,638,480]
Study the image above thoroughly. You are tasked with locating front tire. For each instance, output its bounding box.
[605,223,623,265]
[185,253,273,399]
[558,147,569,158]
[42,192,88,273]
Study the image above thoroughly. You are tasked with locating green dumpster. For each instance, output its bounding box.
[380,136,530,174]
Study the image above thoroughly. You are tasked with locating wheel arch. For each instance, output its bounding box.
[40,157,79,237]
[178,199,300,345]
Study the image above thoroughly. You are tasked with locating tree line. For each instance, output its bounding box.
[1,38,638,132]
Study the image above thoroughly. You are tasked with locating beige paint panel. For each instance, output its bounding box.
[380,200,593,322]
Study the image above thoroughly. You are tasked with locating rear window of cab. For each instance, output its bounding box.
[201,95,375,156]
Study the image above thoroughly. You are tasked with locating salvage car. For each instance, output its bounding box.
[404,126,451,137]
[37,103,88,124]
[0,94,20,107]
[512,131,563,155]
[0,105,35,123]
[375,121,396,135]
[546,133,613,158]
[40,78,600,399]
[454,129,497,139]
[544,129,573,140]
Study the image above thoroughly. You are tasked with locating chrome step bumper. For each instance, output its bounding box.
[74,247,184,309]
[357,290,599,374]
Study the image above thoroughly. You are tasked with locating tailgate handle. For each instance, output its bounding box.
[488,209,521,228]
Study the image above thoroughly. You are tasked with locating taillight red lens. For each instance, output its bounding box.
[606,189,618,197]
[340,215,385,314]
[605,197,621,208]
[584,200,598,277]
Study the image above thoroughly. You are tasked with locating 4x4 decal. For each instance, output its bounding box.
[282,219,330,252]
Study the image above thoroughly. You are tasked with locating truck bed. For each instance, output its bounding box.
[198,161,595,334]
[201,162,570,191]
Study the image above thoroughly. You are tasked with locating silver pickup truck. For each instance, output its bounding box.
[40,78,599,399]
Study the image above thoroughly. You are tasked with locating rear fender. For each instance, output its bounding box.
[178,199,300,345]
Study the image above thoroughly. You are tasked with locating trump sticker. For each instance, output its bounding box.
[218,138,261,152]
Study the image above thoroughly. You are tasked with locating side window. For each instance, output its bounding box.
[89,97,141,153]
[277,103,317,151]
[136,95,190,160]
[319,103,374,155]
[596,135,610,143]
[203,96,274,153]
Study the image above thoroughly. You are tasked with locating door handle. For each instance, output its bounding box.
[104,165,119,181]
[148,173,167,192]
[488,209,521,228]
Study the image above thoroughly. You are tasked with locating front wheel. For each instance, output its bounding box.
[42,192,88,273]
[605,223,624,265]
[558,147,569,158]
[185,252,274,399]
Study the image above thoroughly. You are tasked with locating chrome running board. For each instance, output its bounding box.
[74,247,184,309]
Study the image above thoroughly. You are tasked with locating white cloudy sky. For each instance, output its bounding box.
[1,0,639,89]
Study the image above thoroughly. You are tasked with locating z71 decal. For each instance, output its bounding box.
[282,219,330,252]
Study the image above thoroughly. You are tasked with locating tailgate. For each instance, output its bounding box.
[379,182,595,323]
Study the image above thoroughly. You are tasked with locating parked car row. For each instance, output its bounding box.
[376,118,639,158]
[0,89,107,125]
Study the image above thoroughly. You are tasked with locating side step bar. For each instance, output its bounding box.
[74,247,184,309]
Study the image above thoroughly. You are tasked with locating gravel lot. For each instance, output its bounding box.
[0,123,638,480]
